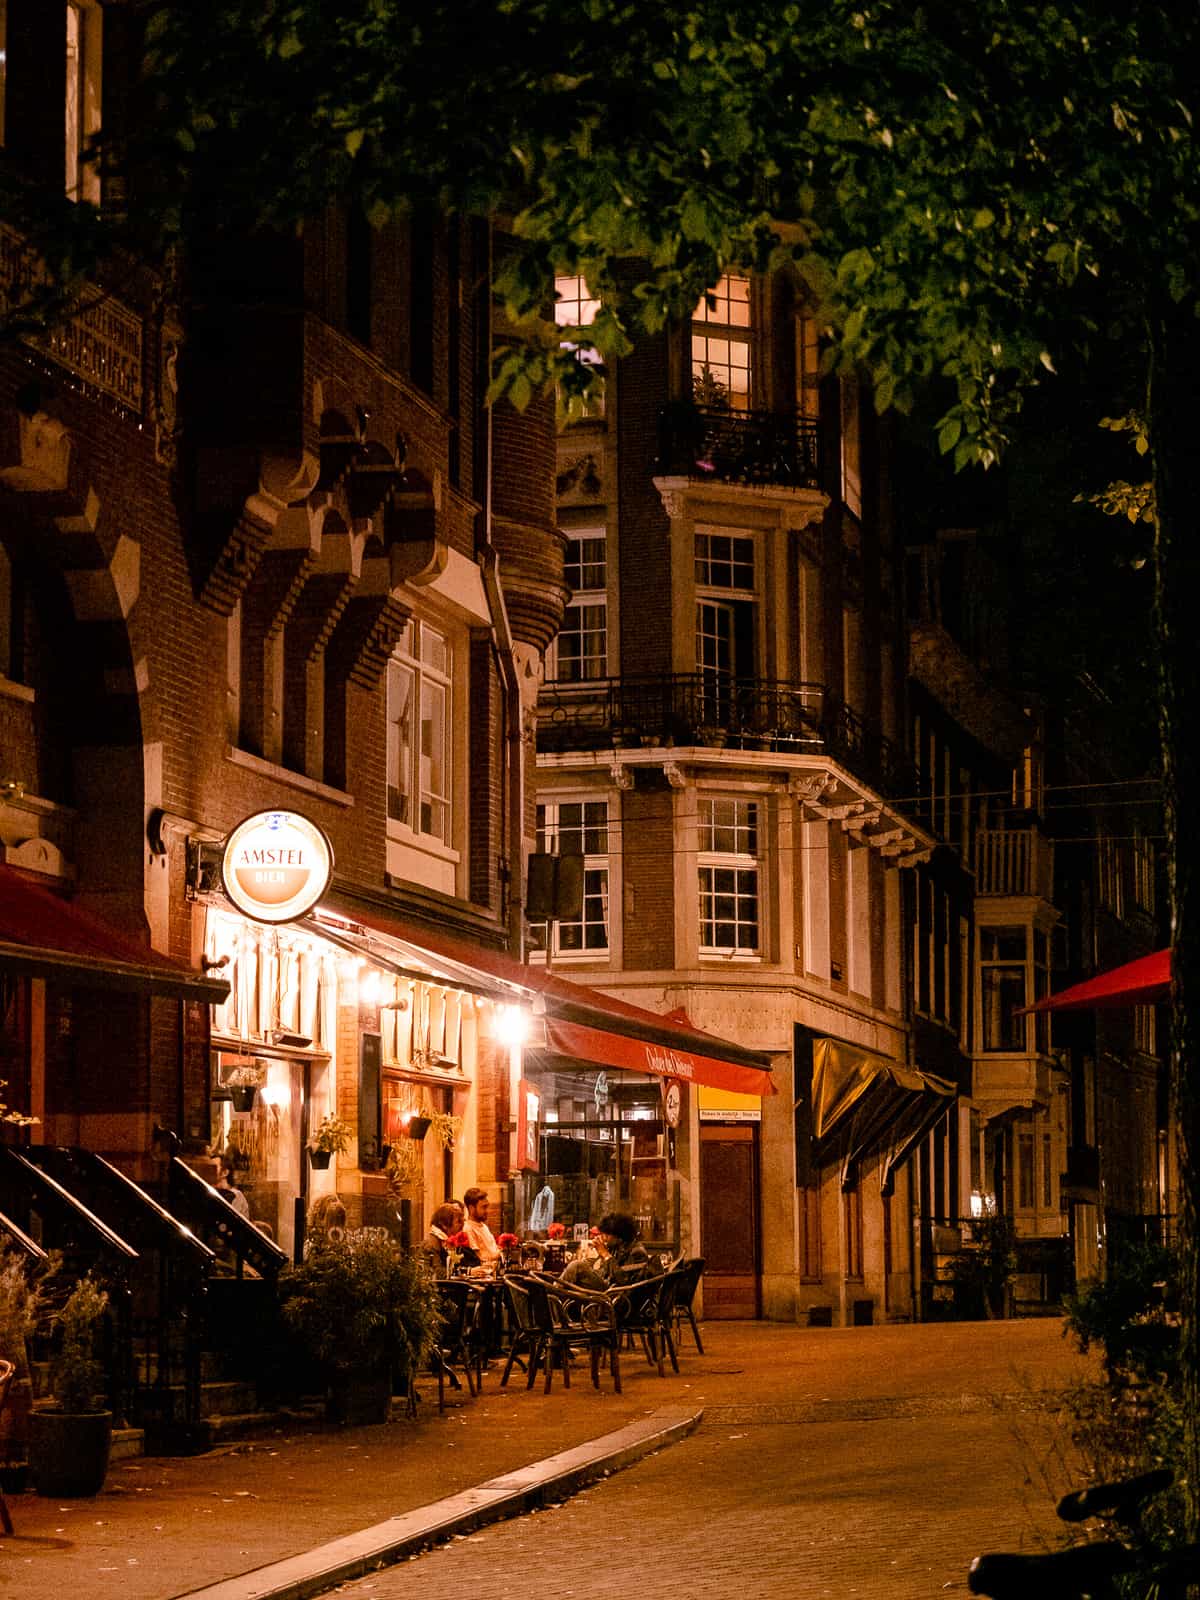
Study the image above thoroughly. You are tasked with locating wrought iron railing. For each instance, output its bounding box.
[538,673,916,802]
[656,402,821,490]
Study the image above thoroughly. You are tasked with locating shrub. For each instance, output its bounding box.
[49,1278,110,1414]
[278,1227,439,1387]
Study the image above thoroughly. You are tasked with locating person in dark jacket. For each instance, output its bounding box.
[560,1212,652,1290]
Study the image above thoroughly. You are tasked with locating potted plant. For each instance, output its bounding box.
[427,1110,462,1151]
[278,1228,440,1424]
[308,1112,352,1170]
[29,1276,112,1497]
[0,1238,58,1492]
[225,1062,265,1112]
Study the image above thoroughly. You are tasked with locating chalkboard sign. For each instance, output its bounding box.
[358,1031,383,1169]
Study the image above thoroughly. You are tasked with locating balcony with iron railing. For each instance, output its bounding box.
[537,673,916,803]
[974,826,1055,900]
[656,403,822,490]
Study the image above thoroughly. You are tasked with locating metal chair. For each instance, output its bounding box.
[609,1273,677,1377]
[0,1358,15,1536]
[668,1257,706,1353]
[432,1280,478,1410]
[499,1274,549,1390]
[542,1278,623,1393]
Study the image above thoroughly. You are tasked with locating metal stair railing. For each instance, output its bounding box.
[21,1146,217,1434]
[167,1157,288,1283]
[0,1147,139,1424]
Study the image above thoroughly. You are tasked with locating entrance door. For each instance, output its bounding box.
[699,1123,760,1317]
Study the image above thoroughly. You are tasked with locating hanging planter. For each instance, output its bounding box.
[405,1115,431,1141]
[230,1085,258,1113]
[307,1147,332,1170]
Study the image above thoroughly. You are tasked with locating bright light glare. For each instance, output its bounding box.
[261,1082,291,1109]
[358,968,382,1005]
[494,1003,531,1046]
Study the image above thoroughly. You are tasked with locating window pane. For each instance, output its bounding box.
[419,677,449,841]
[982,966,1027,1050]
[386,660,414,825]
[980,926,1027,962]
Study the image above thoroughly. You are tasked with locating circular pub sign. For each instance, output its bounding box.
[221,810,334,925]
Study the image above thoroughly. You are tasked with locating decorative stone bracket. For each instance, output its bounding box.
[787,767,933,866]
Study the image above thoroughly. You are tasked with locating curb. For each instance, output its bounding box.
[170,1403,703,1600]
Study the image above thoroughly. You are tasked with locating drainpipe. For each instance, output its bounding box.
[476,219,526,960]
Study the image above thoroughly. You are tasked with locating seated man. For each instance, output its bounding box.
[560,1212,652,1291]
[461,1185,502,1269]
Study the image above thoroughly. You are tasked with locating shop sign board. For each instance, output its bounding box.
[221,810,334,925]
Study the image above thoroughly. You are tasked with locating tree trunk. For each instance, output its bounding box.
[1148,299,1200,1537]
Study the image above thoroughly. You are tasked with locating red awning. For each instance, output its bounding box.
[0,864,230,1002]
[311,898,776,1097]
[541,1016,775,1097]
[1020,948,1171,1014]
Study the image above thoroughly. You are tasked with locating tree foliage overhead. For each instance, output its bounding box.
[98,0,1195,447]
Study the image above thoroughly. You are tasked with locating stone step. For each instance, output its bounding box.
[111,1425,145,1461]
[135,1376,259,1423]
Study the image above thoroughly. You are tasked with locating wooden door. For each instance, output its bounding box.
[699,1123,760,1317]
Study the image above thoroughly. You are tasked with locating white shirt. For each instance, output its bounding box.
[463,1216,500,1262]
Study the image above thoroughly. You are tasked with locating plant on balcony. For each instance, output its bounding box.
[692,364,730,410]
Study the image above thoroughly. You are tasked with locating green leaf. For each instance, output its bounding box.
[938,417,962,454]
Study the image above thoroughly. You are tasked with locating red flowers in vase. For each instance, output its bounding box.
[497,1233,519,1250]
[547,1222,565,1240]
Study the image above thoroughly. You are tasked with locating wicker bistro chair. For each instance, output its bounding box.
[542,1278,623,1394]
[500,1273,549,1390]
[0,1358,14,1536]
[668,1257,706,1354]
[432,1279,479,1411]
[608,1273,679,1378]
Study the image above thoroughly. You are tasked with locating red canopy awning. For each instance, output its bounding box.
[311,898,776,1097]
[0,864,230,1002]
[1020,948,1171,1014]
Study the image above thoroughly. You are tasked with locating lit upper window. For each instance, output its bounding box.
[692,275,752,411]
[65,1,102,205]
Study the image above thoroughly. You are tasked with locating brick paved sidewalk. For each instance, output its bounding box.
[0,1320,1100,1600]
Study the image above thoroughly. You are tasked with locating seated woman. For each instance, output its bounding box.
[421,1202,480,1274]
[560,1212,652,1291]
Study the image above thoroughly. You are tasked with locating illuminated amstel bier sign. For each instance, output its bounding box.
[220,811,334,925]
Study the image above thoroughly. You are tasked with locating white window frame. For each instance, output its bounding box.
[65,1,102,205]
[978,924,1028,1053]
[387,618,453,848]
[698,795,762,958]
[529,797,610,959]
[547,527,608,683]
